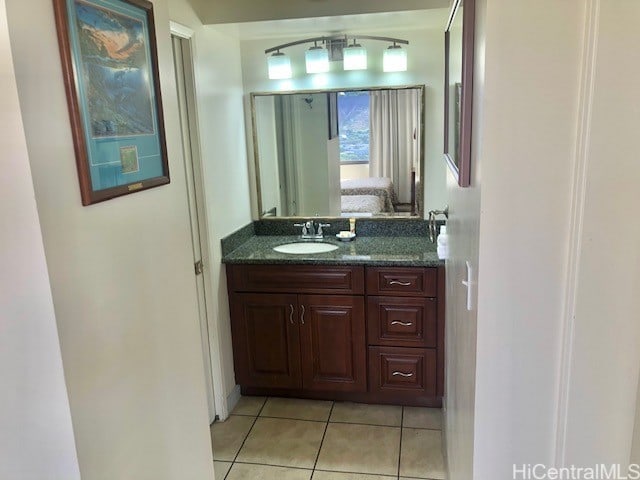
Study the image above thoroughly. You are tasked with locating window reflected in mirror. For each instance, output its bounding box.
[251,86,424,219]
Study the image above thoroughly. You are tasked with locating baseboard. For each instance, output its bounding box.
[224,384,241,420]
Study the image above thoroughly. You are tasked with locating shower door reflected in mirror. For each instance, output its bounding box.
[251,86,425,218]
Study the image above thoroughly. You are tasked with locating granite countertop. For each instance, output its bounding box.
[222,235,443,267]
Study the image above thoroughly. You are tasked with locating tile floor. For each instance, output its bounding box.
[210,396,446,480]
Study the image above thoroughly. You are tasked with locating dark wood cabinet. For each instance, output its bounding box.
[369,346,437,397]
[227,264,444,407]
[229,285,367,393]
[299,295,366,392]
[367,296,437,348]
[230,293,302,389]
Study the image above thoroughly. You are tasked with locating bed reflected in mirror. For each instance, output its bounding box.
[251,86,424,218]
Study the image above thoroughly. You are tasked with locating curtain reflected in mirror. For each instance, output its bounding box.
[251,86,424,218]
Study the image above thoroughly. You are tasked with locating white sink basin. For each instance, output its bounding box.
[273,242,339,255]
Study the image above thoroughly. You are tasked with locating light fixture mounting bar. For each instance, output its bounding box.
[264,34,409,55]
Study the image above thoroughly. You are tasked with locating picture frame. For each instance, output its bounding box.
[444,0,474,187]
[53,0,170,205]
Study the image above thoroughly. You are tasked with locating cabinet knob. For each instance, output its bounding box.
[300,305,305,325]
[392,371,414,378]
[389,280,412,286]
[289,304,294,325]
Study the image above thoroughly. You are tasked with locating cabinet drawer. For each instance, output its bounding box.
[367,296,437,348]
[369,346,436,396]
[228,265,364,295]
[366,267,436,297]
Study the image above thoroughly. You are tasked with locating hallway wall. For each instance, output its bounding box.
[5,0,215,478]
[168,0,254,415]
[0,0,79,477]
[560,0,640,465]
[446,0,586,477]
[443,0,485,474]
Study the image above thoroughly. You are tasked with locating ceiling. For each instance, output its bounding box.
[233,9,451,40]
[193,0,450,25]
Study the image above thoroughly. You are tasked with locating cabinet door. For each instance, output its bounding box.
[299,295,366,392]
[230,293,302,389]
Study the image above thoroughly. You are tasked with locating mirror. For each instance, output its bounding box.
[444,0,474,187]
[251,86,424,218]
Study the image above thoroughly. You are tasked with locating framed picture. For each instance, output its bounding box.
[53,0,169,205]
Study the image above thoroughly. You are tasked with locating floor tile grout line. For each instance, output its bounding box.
[311,401,335,476]
[232,460,314,471]
[231,413,442,431]
[314,467,403,478]
[224,396,268,480]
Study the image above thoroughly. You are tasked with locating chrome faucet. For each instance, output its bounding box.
[294,220,331,239]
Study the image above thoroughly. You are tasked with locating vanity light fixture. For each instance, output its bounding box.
[267,51,292,79]
[383,43,408,72]
[264,35,408,78]
[305,43,330,74]
[343,40,367,71]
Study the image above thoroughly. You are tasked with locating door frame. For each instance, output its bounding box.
[170,22,228,422]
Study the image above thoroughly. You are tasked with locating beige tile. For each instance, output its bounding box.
[400,428,446,479]
[316,423,401,476]
[227,463,312,480]
[313,472,396,480]
[260,397,333,422]
[232,395,267,416]
[330,402,402,427]
[210,415,254,461]
[214,461,232,478]
[236,417,325,468]
[403,407,442,430]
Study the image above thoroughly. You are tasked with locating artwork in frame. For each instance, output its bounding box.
[53,0,169,205]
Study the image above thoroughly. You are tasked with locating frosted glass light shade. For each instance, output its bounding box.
[305,46,329,74]
[267,52,292,79]
[383,45,407,72]
[343,44,367,71]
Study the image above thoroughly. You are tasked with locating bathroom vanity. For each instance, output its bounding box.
[223,221,445,407]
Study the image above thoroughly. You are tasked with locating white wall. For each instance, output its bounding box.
[340,163,369,180]
[0,0,80,477]
[168,0,253,413]
[470,0,584,476]
[288,93,331,216]
[560,0,640,467]
[633,377,640,463]
[254,95,282,215]
[191,0,448,24]
[240,21,448,217]
[443,0,485,476]
[5,0,216,478]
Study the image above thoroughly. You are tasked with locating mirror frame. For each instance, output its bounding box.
[444,0,475,187]
[250,84,426,220]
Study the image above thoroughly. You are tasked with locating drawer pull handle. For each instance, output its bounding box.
[391,321,413,327]
[392,371,414,378]
[389,280,412,286]
[289,304,294,325]
[301,305,305,325]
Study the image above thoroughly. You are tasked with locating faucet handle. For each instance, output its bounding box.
[316,223,331,236]
[294,223,308,235]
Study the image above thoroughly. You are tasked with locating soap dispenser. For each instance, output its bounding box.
[437,225,449,260]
